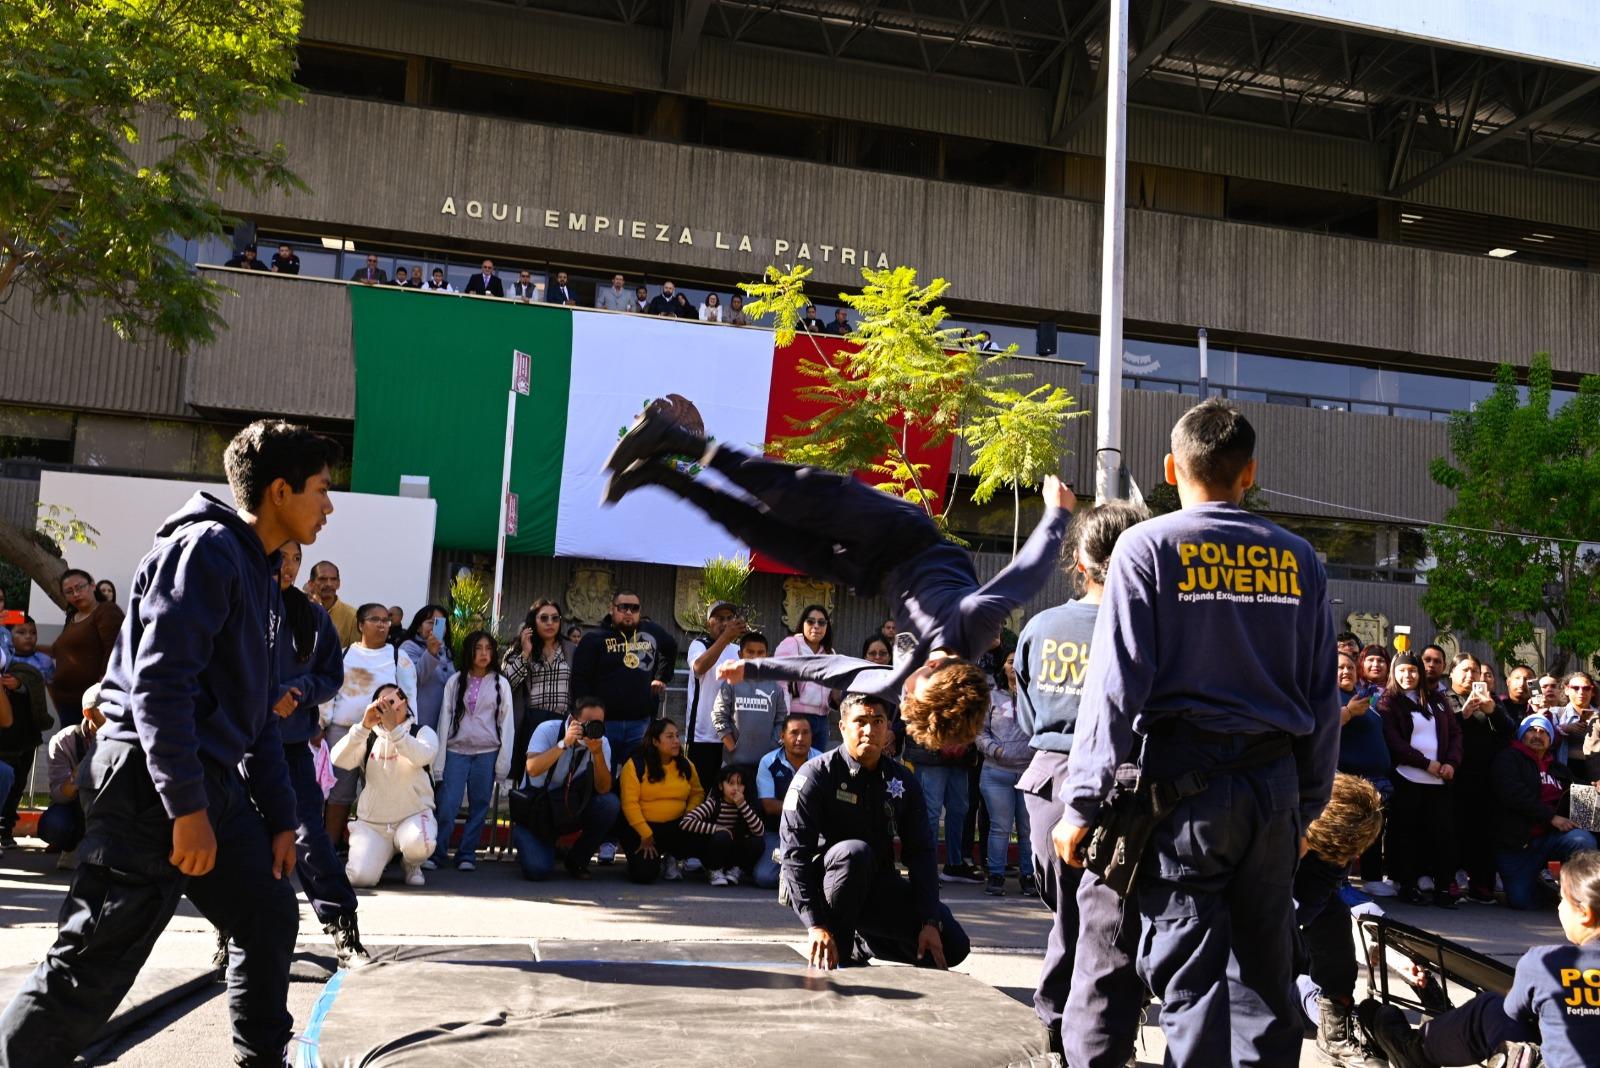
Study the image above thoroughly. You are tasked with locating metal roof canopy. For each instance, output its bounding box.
[491,0,1600,193]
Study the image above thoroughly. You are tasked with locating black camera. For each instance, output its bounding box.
[582,719,606,740]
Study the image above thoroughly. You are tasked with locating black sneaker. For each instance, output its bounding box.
[940,863,984,884]
[1018,874,1039,898]
[1464,886,1497,904]
[1400,885,1430,906]
[324,913,372,969]
[604,397,707,474]
[1433,890,1459,910]
[564,857,592,880]
[985,874,1005,896]
[1356,1001,1430,1068]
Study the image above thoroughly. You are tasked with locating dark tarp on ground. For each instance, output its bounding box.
[294,942,1050,1067]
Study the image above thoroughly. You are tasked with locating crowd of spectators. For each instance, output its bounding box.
[222,244,851,332]
[1334,632,1600,911]
[9,559,1592,927]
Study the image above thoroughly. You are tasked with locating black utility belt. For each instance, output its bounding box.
[1084,731,1292,899]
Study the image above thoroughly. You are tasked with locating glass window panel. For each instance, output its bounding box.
[1266,392,1309,407]
[1055,329,1098,367]
[1351,402,1388,415]
[1229,388,1267,402]
[1391,406,1433,421]
[1123,338,1200,384]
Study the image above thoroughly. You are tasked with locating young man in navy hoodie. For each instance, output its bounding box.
[0,420,339,1068]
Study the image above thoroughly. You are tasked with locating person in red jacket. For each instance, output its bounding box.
[1380,652,1462,908]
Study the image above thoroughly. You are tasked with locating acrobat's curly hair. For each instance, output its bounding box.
[1304,772,1384,865]
[900,660,992,750]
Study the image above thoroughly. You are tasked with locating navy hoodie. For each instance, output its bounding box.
[275,598,345,745]
[97,493,297,832]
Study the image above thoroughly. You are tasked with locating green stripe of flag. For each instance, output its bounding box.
[350,287,573,554]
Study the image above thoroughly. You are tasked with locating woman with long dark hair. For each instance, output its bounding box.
[617,718,707,884]
[399,605,455,733]
[430,630,514,872]
[502,599,576,770]
[42,569,123,723]
[1380,652,1462,907]
[774,604,835,746]
[1445,652,1513,904]
[94,580,116,606]
[1337,648,1395,898]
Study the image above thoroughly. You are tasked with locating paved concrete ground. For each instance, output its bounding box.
[0,836,1560,1066]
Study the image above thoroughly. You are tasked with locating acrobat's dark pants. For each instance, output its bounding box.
[1420,992,1537,1064]
[1294,853,1358,1002]
[654,445,939,594]
[1135,732,1302,1068]
[1022,750,1144,1067]
[284,740,358,925]
[0,741,298,1068]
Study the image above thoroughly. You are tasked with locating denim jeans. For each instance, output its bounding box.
[1496,827,1597,909]
[916,764,969,866]
[431,750,496,865]
[603,719,650,774]
[512,791,621,880]
[36,802,84,852]
[978,765,1031,876]
[752,830,782,889]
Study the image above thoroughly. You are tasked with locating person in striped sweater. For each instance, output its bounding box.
[680,766,765,887]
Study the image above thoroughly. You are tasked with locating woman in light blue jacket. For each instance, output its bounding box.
[400,604,456,734]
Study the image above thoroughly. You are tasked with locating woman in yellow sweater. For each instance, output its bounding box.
[619,718,706,883]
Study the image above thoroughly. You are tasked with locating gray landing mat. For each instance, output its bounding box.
[294,941,1051,1067]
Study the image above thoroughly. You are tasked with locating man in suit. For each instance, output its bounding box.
[350,254,387,285]
[826,308,851,336]
[512,270,539,301]
[596,274,629,311]
[632,285,650,313]
[464,260,504,298]
[546,270,575,306]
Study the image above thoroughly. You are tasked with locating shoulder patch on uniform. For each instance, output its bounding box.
[783,774,808,811]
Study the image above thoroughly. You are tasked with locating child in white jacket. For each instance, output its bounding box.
[331,683,439,887]
[429,631,516,872]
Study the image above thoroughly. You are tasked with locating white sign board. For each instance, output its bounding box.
[1216,0,1600,72]
[30,471,439,624]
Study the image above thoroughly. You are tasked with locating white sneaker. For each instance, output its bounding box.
[597,842,618,865]
[1418,876,1435,891]
[708,868,730,887]
[1364,879,1399,897]
[662,856,683,881]
[404,864,425,887]
[421,859,438,871]
[683,856,704,874]
[727,867,743,885]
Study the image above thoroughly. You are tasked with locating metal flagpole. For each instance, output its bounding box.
[1094,0,1130,504]
[1198,327,1209,397]
[493,350,533,631]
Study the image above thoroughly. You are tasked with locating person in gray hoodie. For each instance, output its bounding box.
[712,632,788,775]
[0,419,340,1068]
[976,649,1035,897]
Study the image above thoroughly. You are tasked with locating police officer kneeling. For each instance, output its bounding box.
[781,692,970,970]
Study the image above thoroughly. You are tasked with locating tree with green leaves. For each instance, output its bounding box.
[0,0,304,606]
[1423,354,1600,674]
[741,264,1082,548]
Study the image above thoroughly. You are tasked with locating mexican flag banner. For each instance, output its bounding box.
[349,287,953,569]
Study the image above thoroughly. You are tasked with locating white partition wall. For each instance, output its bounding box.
[30,471,438,620]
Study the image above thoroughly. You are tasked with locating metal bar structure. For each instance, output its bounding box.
[1094,0,1129,504]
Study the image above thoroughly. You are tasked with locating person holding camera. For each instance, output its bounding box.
[330,684,439,888]
[1445,652,1513,904]
[513,697,618,881]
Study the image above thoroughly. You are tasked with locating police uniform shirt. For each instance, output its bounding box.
[1508,943,1600,1064]
[1061,502,1340,832]
[1014,598,1099,753]
[780,748,939,930]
